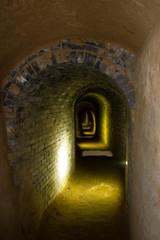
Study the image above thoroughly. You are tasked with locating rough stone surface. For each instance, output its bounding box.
[131,22,160,240]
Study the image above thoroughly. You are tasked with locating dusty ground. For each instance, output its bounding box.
[36,156,129,240]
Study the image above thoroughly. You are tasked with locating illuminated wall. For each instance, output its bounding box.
[4,64,130,218]
[3,63,131,202]
[2,41,134,239]
[75,89,129,161]
[11,73,75,209]
[76,92,112,150]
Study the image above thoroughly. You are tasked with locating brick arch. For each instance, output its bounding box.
[2,39,135,117]
[1,39,135,210]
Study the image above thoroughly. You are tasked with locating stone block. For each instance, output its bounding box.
[127,70,134,80]
[31,62,40,72]
[117,59,126,69]
[84,53,97,66]
[109,45,118,53]
[126,90,136,98]
[26,66,35,76]
[60,40,70,48]
[100,63,107,72]
[123,84,134,93]
[94,57,103,69]
[18,60,27,69]
[81,41,105,48]
[9,69,17,79]
[26,53,37,61]
[38,48,49,56]
[69,44,83,50]
[83,45,94,52]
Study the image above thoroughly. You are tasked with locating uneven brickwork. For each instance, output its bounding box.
[2,40,135,214]
[3,40,135,113]
[9,74,75,208]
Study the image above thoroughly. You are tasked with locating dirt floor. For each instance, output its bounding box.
[36,156,129,240]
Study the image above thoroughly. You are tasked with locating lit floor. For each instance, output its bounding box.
[36,156,129,240]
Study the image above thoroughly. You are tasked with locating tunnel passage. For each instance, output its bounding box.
[5,64,130,218]
[3,65,132,236]
[75,88,130,163]
[28,65,130,240]
[76,92,111,151]
[2,40,135,238]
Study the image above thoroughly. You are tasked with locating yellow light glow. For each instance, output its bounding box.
[76,93,111,150]
[88,182,122,201]
[125,161,128,166]
[65,178,123,210]
[82,110,96,136]
[57,144,69,182]
[78,141,107,149]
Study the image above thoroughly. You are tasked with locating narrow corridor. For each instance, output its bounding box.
[2,2,160,238]
[36,156,129,240]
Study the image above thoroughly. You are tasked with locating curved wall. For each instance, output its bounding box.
[131,23,160,240]
[1,40,135,239]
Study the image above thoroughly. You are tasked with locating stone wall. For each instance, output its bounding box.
[131,23,160,240]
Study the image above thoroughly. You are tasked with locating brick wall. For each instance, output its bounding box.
[111,95,129,161]
[1,40,135,237]
[11,71,75,209]
[5,64,132,193]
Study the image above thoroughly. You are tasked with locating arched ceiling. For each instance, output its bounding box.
[0,0,160,81]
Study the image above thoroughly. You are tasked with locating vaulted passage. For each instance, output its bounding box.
[2,42,134,239]
[6,63,130,198]
[33,67,130,239]
[1,1,160,239]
